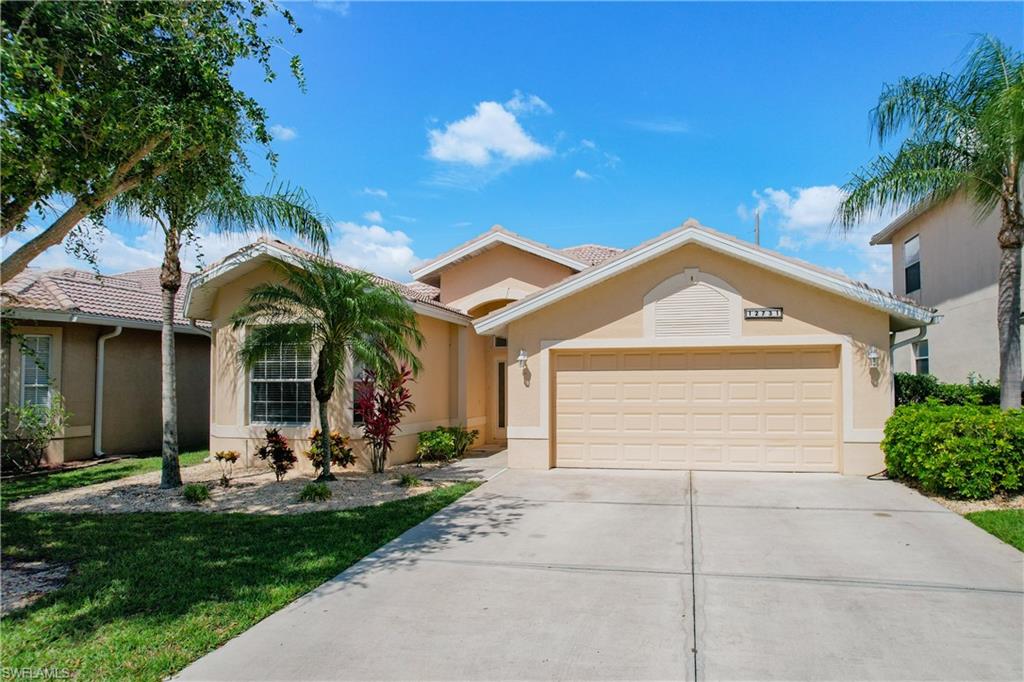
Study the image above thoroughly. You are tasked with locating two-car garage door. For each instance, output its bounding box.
[554,347,840,472]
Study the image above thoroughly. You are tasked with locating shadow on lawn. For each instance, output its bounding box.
[0,484,528,654]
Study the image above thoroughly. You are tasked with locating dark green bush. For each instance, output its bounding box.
[882,402,1024,500]
[894,372,1000,406]
[182,483,210,504]
[416,426,479,463]
[298,482,332,502]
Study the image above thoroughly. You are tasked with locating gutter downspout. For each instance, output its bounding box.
[93,326,123,457]
[890,314,941,353]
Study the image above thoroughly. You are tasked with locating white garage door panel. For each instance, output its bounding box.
[555,348,840,471]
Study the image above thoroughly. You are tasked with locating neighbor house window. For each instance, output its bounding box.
[494,336,508,348]
[250,340,312,424]
[20,335,52,407]
[913,340,929,375]
[904,235,921,294]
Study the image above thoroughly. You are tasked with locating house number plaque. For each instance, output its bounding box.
[744,307,784,320]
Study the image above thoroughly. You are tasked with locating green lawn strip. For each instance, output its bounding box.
[1,451,209,507]
[965,509,1024,552]
[0,482,478,680]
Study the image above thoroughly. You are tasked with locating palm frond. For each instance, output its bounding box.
[203,180,330,255]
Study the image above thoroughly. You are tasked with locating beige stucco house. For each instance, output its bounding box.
[871,195,1023,383]
[2,267,210,464]
[187,221,937,475]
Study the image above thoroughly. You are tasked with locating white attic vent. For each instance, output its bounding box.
[654,282,731,337]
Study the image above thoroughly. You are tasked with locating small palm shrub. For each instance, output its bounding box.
[214,450,240,487]
[883,402,1024,499]
[256,428,297,481]
[304,430,356,477]
[445,426,479,457]
[182,483,210,504]
[398,473,421,488]
[298,481,332,502]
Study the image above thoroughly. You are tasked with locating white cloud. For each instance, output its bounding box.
[427,101,552,167]
[312,1,350,16]
[362,210,383,224]
[573,169,593,181]
[580,139,597,149]
[629,118,690,134]
[269,124,298,142]
[737,184,896,290]
[361,187,388,199]
[330,222,422,281]
[505,90,552,116]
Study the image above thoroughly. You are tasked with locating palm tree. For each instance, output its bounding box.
[231,258,423,480]
[837,36,1023,409]
[120,161,329,488]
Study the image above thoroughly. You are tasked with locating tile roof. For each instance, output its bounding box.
[560,244,623,266]
[195,237,466,318]
[2,266,205,327]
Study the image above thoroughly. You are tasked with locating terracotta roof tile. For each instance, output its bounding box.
[2,267,204,327]
[560,244,623,266]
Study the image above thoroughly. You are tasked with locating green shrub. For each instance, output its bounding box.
[443,426,479,457]
[304,430,356,477]
[397,473,421,488]
[416,426,479,463]
[298,482,332,502]
[1,394,70,473]
[894,372,1000,406]
[882,402,1024,499]
[416,428,457,462]
[182,483,210,504]
[256,428,297,481]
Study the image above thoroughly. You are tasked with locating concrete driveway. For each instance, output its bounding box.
[178,466,1023,681]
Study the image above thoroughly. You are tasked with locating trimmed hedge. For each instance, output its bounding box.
[894,372,1000,406]
[882,402,1024,500]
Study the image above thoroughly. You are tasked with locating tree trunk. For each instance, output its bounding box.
[997,191,1023,410]
[313,349,336,481]
[159,227,183,488]
[316,399,334,481]
[1,198,91,282]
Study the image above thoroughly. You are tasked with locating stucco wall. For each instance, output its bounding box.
[501,242,893,475]
[7,320,210,464]
[887,199,1016,382]
[206,262,467,472]
[439,243,576,311]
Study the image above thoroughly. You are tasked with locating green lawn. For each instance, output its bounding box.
[965,509,1024,552]
[1,483,477,680]
[1,450,209,507]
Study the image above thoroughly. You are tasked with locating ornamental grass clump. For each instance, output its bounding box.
[298,482,332,502]
[182,483,210,504]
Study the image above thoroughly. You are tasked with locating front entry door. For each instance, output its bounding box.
[492,359,507,442]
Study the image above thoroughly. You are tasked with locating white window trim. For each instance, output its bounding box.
[247,337,315,427]
[19,334,54,407]
[912,340,929,375]
[8,327,62,411]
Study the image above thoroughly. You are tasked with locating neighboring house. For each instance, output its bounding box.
[871,195,1023,383]
[2,268,211,465]
[186,221,936,475]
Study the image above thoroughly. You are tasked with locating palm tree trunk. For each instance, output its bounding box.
[997,244,1023,409]
[316,399,334,481]
[998,191,1023,410]
[313,349,336,481]
[159,227,183,488]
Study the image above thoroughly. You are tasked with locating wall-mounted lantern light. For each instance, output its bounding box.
[517,349,529,369]
[867,345,880,369]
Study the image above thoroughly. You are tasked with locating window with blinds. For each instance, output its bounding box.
[250,341,313,424]
[654,283,731,336]
[20,335,52,406]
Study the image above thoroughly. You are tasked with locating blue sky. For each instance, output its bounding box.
[6,1,1022,288]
